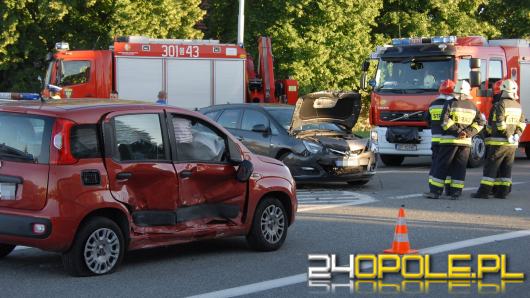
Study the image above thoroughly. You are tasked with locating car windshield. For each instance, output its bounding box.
[265,107,294,130]
[375,57,453,93]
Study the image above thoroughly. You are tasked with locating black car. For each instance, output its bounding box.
[200,91,377,185]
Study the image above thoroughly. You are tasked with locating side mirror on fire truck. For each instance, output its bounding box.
[360,60,370,90]
[469,58,481,88]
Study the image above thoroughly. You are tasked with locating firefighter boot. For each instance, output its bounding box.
[423,192,441,199]
[471,188,490,199]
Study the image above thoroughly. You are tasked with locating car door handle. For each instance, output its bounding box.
[236,136,244,141]
[116,172,132,180]
[180,170,193,178]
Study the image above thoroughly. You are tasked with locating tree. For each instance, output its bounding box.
[375,0,500,39]
[479,0,530,38]
[0,0,205,92]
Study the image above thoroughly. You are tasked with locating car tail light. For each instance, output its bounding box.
[50,118,78,165]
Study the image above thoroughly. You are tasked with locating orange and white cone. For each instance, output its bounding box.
[384,207,418,254]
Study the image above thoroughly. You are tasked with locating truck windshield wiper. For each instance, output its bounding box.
[376,88,405,94]
[404,88,437,94]
[0,144,35,162]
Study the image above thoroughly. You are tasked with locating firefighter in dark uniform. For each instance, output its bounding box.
[425,80,455,194]
[471,79,526,199]
[425,80,485,199]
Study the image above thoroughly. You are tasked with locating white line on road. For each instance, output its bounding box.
[186,230,530,298]
[387,181,528,199]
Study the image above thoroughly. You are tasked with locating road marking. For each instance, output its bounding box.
[297,190,377,212]
[387,181,527,199]
[377,170,428,174]
[186,229,530,298]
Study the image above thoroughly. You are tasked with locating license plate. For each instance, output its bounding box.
[335,157,359,167]
[396,144,417,151]
[0,183,17,200]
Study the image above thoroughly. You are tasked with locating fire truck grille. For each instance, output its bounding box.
[380,111,425,122]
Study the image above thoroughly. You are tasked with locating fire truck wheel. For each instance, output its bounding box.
[380,155,404,166]
[468,134,486,168]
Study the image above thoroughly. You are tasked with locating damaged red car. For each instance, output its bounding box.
[0,99,297,276]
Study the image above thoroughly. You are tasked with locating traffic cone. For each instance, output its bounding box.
[384,207,418,254]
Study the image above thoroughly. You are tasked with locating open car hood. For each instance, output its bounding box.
[289,91,362,132]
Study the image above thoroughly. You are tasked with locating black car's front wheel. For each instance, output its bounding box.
[247,197,288,251]
[0,244,16,258]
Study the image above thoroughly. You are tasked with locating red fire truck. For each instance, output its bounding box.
[41,36,298,109]
[362,36,530,166]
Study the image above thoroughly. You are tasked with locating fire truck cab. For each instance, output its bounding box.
[42,36,298,109]
[363,36,530,166]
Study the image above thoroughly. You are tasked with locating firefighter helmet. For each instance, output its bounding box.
[439,79,455,95]
[493,80,503,95]
[453,80,472,99]
[500,79,518,99]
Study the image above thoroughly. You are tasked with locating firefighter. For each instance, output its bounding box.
[48,84,62,99]
[425,79,455,195]
[156,90,167,104]
[471,79,526,199]
[425,80,484,199]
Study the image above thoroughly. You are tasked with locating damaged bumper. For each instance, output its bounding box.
[282,150,377,182]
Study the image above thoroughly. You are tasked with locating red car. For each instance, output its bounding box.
[0,99,297,276]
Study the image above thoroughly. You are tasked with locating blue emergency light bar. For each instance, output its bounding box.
[0,92,41,100]
[391,36,457,46]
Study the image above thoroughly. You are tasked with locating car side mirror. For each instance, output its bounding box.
[236,160,253,182]
[360,72,367,90]
[228,138,243,163]
[252,124,269,134]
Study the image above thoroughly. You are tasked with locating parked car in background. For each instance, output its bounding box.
[200,91,377,185]
[0,99,297,276]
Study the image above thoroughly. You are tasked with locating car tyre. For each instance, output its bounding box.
[247,197,288,251]
[0,244,16,258]
[380,154,404,166]
[347,180,370,186]
[62,217,125,277]
[468,134,486,168]
[525,143,530,160]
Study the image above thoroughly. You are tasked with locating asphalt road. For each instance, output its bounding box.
[2,152,530,297]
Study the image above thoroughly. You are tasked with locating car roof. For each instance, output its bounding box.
[0,98,200,124]
[201,103,294,112]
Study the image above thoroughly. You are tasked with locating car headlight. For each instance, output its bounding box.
[303,140,323,154]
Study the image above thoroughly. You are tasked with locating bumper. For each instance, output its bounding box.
[0,206,77,252]
[283,150,377,182]
[375,126,433,156]
[0,213,51,239]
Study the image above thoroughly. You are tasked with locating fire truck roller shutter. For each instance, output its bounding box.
[214,60,245,105]
[167,59,212,110]
[116,57,163,102]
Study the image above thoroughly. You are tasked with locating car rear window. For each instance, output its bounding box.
[0,112,53,164]
[71,125,101,159]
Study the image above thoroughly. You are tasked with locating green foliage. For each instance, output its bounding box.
[479,0,530,38]
[375,0,500,38]
[0,0,205,92]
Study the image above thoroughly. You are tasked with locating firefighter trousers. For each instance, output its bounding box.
[429,145,470,196]
[476,145,516,197]
[429,142,451,192]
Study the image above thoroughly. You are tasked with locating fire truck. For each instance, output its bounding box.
[40,36,298,109]
[361,36,530,166]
